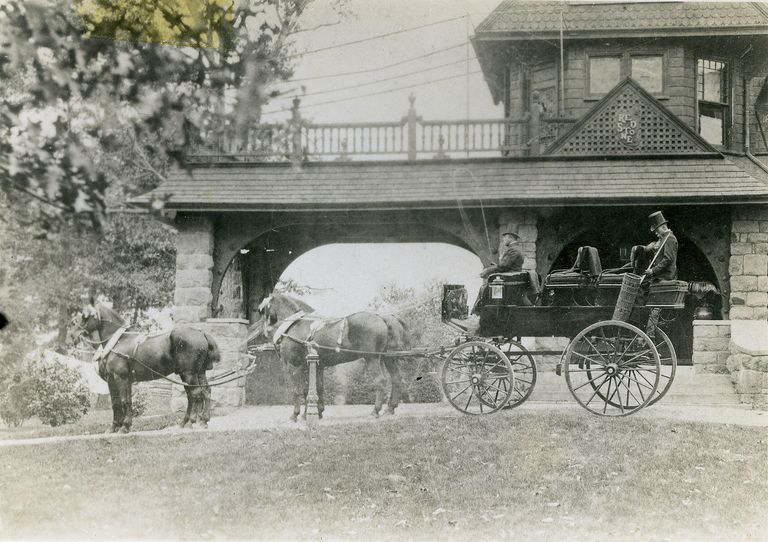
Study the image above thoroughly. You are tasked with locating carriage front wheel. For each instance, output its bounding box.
[563,320,660,417]
[441,341,514,415]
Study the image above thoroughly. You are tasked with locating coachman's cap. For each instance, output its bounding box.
[501,225,520,239]
[648,211,668,232]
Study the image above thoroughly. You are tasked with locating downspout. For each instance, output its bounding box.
[744,75,768,174]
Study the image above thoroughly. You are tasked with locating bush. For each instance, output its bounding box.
[344,361,379,405]
[0,374,35,427]
[28,361,90,427]
[131,387,147,418]
[407,372,443,403]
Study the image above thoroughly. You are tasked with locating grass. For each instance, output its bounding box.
[0,408,179,440]
[0,411,766,541]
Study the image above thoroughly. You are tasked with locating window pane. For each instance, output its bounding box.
[631,55,663,93]
[699,104,724,146]
[589,56,621,94]
[697,59,727,103]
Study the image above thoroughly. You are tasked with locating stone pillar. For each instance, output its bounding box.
[498,209,538,271]
[170,318,249,410]
[691,320,731,374]
[729,207,768,320]
[173,215,214,324]
[726,320,768,409]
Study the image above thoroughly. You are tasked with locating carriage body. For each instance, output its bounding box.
[440,253,690,417]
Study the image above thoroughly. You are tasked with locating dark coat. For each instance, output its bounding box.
[645,232,678,280]
[480,244,524,278]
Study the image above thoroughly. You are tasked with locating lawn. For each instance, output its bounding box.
[0,411,766,541]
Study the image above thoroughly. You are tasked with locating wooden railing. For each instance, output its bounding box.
[186,95,576,163]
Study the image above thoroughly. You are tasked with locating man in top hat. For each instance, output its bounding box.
[634,211,678,337]
[635,211,678,281]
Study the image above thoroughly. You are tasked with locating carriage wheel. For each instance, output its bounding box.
[644,328,677,407]
[564,320,660,417]
[497,340,537,409]
[441,341,514,415]
[584,327,676,410]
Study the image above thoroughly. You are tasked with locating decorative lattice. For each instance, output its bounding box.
[548,81,713,156]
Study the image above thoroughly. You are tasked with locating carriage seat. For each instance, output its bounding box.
[549,246,602,278]
[483,270,540,306]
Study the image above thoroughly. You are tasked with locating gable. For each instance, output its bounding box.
[545,78,719,157]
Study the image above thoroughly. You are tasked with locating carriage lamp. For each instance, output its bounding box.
[490,277,504,300]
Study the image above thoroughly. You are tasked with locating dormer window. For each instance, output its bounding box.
[697,58,729,146]
[587,52,665,97]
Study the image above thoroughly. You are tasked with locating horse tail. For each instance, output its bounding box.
[203,332,220,371]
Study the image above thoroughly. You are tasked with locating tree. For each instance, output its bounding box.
[0,0,319,230]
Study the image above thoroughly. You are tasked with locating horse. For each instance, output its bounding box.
[71,301,220,433]
[255,294,404,421]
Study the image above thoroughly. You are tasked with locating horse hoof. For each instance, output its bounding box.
[290,415,298,423]
[385,409,396,416]
[371,410,380,419]
[107,427,118,434]
[199,421,208,430]
[118,426,129,434]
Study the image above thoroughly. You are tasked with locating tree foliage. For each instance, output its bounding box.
[0,0,314,228]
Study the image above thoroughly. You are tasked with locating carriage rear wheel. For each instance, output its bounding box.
[498,340,537,409]
[564,320,660,417]
[441,341,514,415]
[645,328,677,407]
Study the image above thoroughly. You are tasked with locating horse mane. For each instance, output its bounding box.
[269,294,315,318]
[97,304,126,326]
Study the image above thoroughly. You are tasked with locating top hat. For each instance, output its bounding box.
[648,211,668,232]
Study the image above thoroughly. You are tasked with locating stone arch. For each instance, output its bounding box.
[211,210,491,322]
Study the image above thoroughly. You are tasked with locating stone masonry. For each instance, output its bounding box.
[174,215,214,324]
[691,320,731,374]
[498,209,538,271]
[726,321,768,409]
[171,215,248,408]
[729,206,768,320]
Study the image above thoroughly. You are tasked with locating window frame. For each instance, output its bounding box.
[585,50,667,100]
[695,56,731,148]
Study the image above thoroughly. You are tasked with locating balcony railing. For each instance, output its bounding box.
[186,95,576,163]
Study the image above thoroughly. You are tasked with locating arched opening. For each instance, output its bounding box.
[236,241,484,405]
[550,229,722,364]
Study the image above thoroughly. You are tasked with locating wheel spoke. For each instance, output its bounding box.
[582,335,610,364]
[572,370,610,392]
[570,350,609,367]
[622,371,656,392]
[602,377,613,414]
[615,373,642,406]
[584,374,611,405]
[449,383,473,402]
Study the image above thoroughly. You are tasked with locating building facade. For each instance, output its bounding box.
[134,1,768,407]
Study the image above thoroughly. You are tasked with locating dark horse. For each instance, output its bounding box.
[256,294,405,421]
[72,302,220,433]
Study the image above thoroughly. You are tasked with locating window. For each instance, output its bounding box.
[631,55,663,94]
[587,53,665,96]
[589,56,621,94]
[697,58,729,146]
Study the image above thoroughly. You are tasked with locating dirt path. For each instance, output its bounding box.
[0,402,765,448]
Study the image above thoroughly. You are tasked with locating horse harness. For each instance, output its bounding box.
[272,311,348,358]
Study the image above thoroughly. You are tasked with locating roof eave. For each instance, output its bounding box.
[473,26,768,42]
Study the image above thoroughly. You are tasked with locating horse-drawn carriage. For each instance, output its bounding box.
[440,245,690,417]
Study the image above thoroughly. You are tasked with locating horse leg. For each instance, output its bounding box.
[288,364,303,422]
[116,378,133,434]
[187,375,204,427]
[198,372,211,429]
[384,358,402,415]
[367,358,388,418]
[316,365,325,420]
[107,377,122,433]
[180,375,195,429]
[301,364,309,421]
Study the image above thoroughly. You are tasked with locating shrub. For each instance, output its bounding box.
[28,361,90,427]
[0,373,35,427]
[344,361,378,405]
[407,371,443,403]
[131,387,148,418]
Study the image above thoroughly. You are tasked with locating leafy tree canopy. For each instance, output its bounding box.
[0,0,315,229]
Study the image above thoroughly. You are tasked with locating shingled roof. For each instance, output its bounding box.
[475,1,768,38]
[130,156,768,212]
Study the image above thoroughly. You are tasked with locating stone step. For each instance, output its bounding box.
[527,367,741,406]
